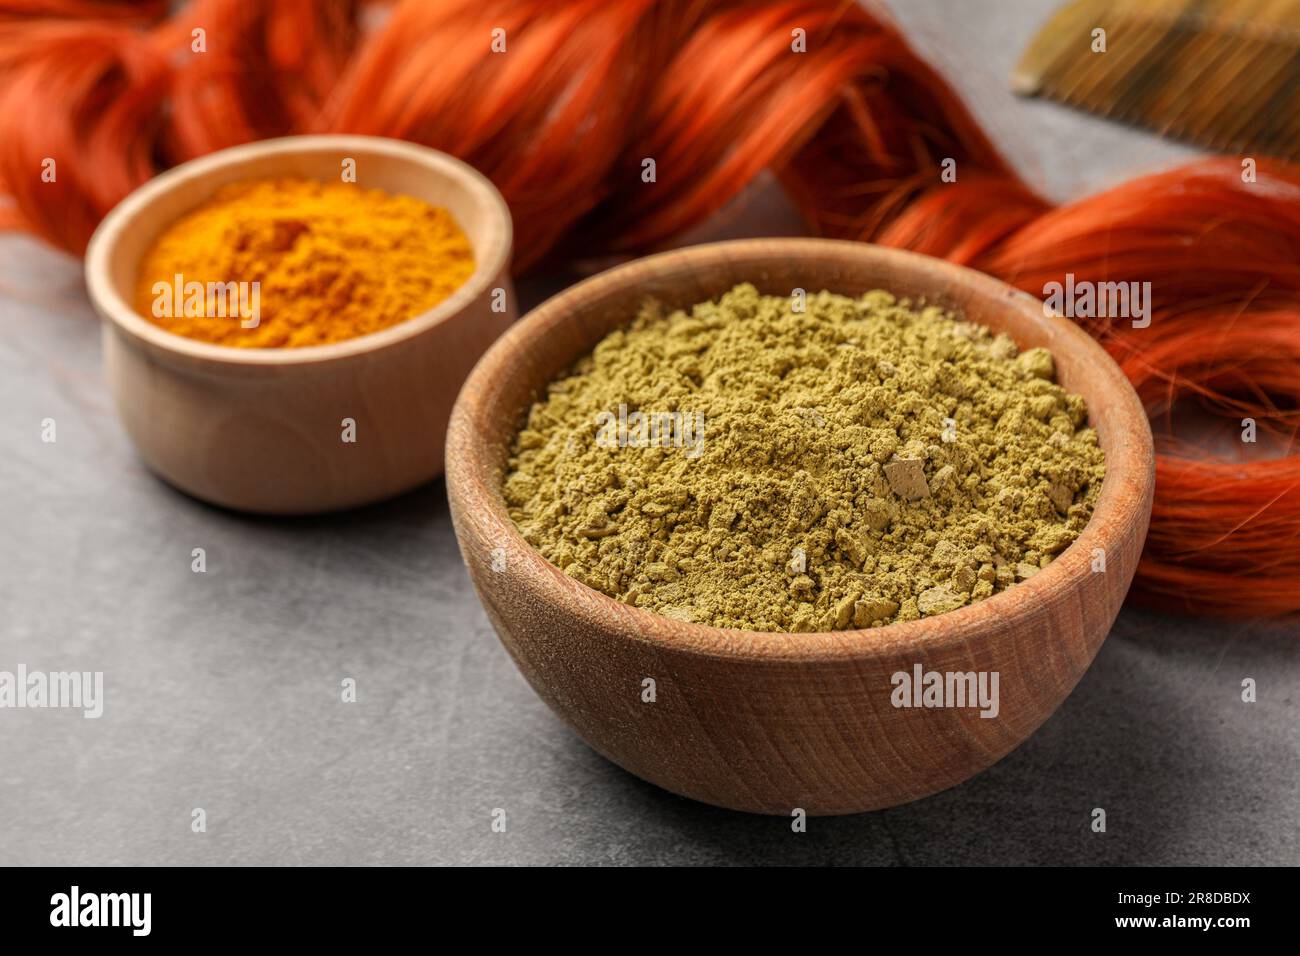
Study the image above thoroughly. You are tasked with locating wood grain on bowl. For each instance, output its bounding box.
[446,239,1154,815]
[86,135,514,515]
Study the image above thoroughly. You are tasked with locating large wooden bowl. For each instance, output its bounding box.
[446,239,1154,815]
[86,135,514,514]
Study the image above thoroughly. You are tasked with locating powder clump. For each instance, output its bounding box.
[505,284,1105,633]
[134,177,475,347]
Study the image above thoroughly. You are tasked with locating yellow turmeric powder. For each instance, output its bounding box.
[134,177,475,347]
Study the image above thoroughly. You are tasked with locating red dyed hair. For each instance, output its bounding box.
[2,0,1297,615]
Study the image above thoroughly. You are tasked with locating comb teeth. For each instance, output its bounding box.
[1014,0,1300,158]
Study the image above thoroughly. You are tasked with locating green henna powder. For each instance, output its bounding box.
[504,283,1106,633]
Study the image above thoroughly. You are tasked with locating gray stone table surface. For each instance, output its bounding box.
[1,0,1297,866]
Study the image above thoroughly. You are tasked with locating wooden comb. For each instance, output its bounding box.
[1013,0,1300,158]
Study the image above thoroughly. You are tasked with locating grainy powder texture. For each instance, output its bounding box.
[135,177,475,347]
[505,284,1106,632]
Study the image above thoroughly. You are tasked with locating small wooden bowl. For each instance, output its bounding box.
[86,135,514,514]
[447,239,1154,815]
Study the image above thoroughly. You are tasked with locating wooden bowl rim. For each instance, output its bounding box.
[84,134,513,368]
[447,239,1154,662]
